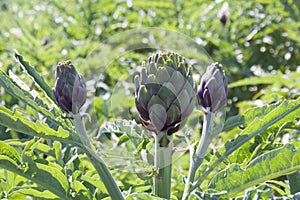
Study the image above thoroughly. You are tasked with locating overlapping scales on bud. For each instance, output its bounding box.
[53,60,87,114]
[135,50,195,135]
[197,62,227,112]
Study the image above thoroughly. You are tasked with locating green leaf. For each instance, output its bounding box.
[208,144,300,197]
[14,50,56,102]
[80,173,106,193]
[94,97,110,124]
[117,134,129,146]
[0,106,81,146]
[98,119,145,148]
[194,98,300,192]
[0,141,21,164]
[125,192,162,200]
[192,190,228,200]
[288,171,300,194]
[53,141,62,162]
[223,101,281,131]
[6,139,56,158]
[0,155,71,199]
[70,180,92,200]
[23,155,70,199]
[9,187,60,200]
[223,98,300,155]
[0,70,70,131]
[239,184,274,200]
[228,72,292,88]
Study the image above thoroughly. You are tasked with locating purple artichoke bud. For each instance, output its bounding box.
[197,62,228,112]
[53,60,87,114]
[135,51,195,135]
[220,14,227,26]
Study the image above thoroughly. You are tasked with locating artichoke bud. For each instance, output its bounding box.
[53,60,87,114]
[197,62,228,112]
[135,50,195,135]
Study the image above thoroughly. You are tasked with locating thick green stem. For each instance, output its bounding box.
[73,114,124,200]
[182,112,214,200]
[154,133,173,199]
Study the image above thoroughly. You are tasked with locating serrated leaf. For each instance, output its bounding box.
[95,119,152,172]
[98,119,145,148]
[7,139,55,158]
[208,144,300,197]
[9,187,60,200]
[70,180,92,200]
[0,155,70,199]
[24,157,70,199]
[195,98,300,192]
[0,70,70,131]
[0,106,81,146]
[224,98,300,155]
[241,184,274,200]
[81,174,106,192]
[192,189,228,200]
[0,141,21,164]
[14,50,55,102]
[223,101,281,131]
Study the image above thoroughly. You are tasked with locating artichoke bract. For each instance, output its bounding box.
[53,60,87,114]
[135,51,195,135]
[197,62,227,112]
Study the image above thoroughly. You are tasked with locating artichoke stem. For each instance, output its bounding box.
[154,132,173,199]
[182,111,214,200]
[73,114,124,200]
[73,114,91,147]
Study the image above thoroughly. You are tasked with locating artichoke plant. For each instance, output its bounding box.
[53,60,87,114]
[197,62,228,112]
[135,51,195,135]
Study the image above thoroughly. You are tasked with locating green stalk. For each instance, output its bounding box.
[73,114,124,200]
[154,132,173,199]
[182,112,214,200]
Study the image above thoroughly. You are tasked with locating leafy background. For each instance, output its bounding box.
[0,0,300,199]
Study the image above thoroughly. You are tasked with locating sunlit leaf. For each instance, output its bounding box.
[9,187,60,200]
[208,144,300,197]
[0,106,81,146]
[14,50,56,102]
[0,141,21,164]
[0,70,70,131]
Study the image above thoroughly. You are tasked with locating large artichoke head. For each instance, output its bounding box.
[53,60,87,114]
[135,50,195,135]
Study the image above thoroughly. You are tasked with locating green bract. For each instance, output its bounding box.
[53,60,87,114]
[135,51,195,135]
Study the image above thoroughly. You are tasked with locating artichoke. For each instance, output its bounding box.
[135,51,195,135]
[53,60,87,114]
[197,62,227,112]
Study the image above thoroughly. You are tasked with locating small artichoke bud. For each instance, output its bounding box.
[220,14,227,26]
[53,60,87,114]
[197,62,227,112]
[135,51,195,135]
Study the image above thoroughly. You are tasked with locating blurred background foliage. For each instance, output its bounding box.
[0,0,300,198]
[1,0,299,115]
